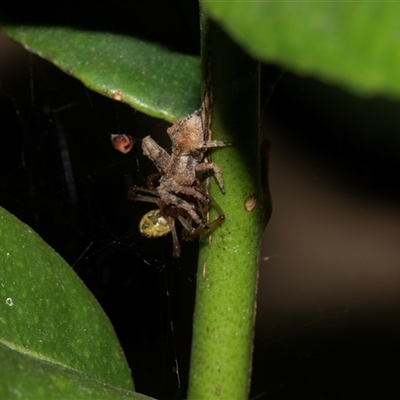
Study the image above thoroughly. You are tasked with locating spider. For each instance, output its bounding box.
[128,177,224,257]
[128,109,231,257]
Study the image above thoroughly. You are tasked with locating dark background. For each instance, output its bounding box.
[1,1,400,398]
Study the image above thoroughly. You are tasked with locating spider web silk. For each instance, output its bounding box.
[0,35,195,399]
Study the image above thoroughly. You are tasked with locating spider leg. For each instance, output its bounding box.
[180,212,225,241]
[202,140,233,148]
[157,178,211,222]
[146,173,161,190]
[196,162,226,194]
[142,136,171,173]
[177,215,196,233]
[161,191,204,226]
[208,213,225,229]
[128,186,159,204]
[175,190,225,242]
[170,219,181,258]
[206,192,224,219]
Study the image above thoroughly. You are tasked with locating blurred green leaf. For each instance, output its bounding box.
[204,1,400,97]
[0,344,153,400]
[2,25,201,122]
[0,206,134,396]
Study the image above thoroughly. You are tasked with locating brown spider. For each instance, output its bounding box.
[128,177,224,257]
[128,109,231,257]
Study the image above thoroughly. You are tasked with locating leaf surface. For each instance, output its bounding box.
[0,343,152,400]
[0,206,134,396]
[204,1,400,97]
[2,25,200,121]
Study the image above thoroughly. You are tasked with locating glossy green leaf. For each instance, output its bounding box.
[0,206,134,395]
[1,25,200,122]
[204,1,400,97]
[0,344,152,400]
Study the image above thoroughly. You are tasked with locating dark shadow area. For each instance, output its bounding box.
[251,71,400,399]
[0,0,200,56]
[266,71,400,202]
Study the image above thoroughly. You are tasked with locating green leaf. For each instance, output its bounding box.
[204,1,400,97]
[1,25,200,122]
[0,344,152,400]
[0,206,134,396]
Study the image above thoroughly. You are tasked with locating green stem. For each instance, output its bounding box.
[187,9,271,400]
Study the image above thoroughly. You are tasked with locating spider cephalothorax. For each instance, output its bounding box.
[127,109,231,257]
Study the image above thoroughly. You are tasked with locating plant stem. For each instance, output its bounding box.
[187,9,271,400]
